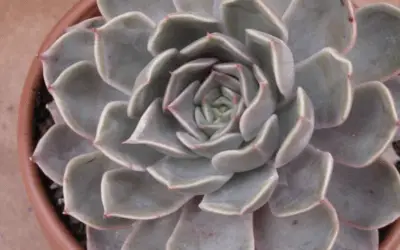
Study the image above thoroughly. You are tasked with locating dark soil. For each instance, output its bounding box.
[32,82,87,248]
[31,81,399,247]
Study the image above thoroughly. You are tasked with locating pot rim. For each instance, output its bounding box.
[17,0,400,249]
[17,0,97,249]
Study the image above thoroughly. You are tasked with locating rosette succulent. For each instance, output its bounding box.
[32,0,400,249]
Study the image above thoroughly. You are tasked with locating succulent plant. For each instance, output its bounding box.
[32,0,400,249]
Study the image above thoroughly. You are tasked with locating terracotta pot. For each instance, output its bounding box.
[17,0,400,249]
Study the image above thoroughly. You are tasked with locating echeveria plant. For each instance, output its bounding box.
[32,0,400,249]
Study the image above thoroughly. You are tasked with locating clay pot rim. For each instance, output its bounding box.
[17,0,400,249]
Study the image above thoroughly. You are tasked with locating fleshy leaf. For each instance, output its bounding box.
[200,163,278,215]
[46,101,64,124]
[254,201,339,250]
[269,145,333,217]
[167,200,254,250]
[168,81,207,140]
[246,29,294,100]
[295,48,353,128]
[381,144,399,166]
[385,76,400,140]
[180,33,254,67]
[212,115,279,173]
[97,0,176,22]
[275,88,314,167]
[194,70,240,105]
[67,16,105,32]
[283,0,356,62]
[174,0,223,19]
[148,157,232,194]
[51,61,128,140]
[126,99,197,158]
[240,77,275,141]
[176,132,243,158]
[331,222,378,250]
[87,225,133,250]
[327,158,400,230]
[94,12,154,94]
[41,29,95,86]
[222,0,288,43]
[163,58,217,110]
[128,48,182,117]
[102,168,192,220]
[94,101,164,171]
[311,81,398,167]
[32,124,96,185]
[262,0,293,17]
[64,152,132,229]
[122,211,181,250]
[148,13,221,55]
[347,4,400,84]
[213,63,258,106]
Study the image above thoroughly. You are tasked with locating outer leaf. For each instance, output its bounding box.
[262,0,293,17]
[46,101,64,124]
[176,132,243,158]
[181,33,254,67]
[63,152,132,229]
[295,48,353,128]
[41,29,95,86]
[86,225,133,250]
[347,4,400,84]
[122,211,181,250]
[125,99,197,158]
[275,88,314,167]
[67,16,105,32]
[212,115,279,173]
[246,29,294,100]
[385,76,400,140]
[167,200,254,250]
[148,157,232,194]
[163,58,217,110]
[174,0,223,19]
[32,124,96,185]
[97,0,176,22]
[50,61,128,140]
[283,0,356,62]
[331,222,378,250]
[381,144,398,166]
[128,48,182,117]
[94,12,154,94]
[101,168,192,220]
[200,163,278,215]
[269,145,333,217]
[94,101,164,171]
[311,81,398,167]
[222,0,288,43]
[148,13,221,55]
[327,158,400,230]
[254,201,339,250]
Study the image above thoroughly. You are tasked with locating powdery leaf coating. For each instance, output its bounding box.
[262,0,292,17]
[254,201,339,250]
[173,0,223,19]
[222,0,288,43]
[122,210,181,250]
[167,200,254,250]
[50,61,128,140]
[148,13,221,55]
[101,168,192,220]
[86,225,133,250]
[67,16,106,32]
[32,124,96,185]
[348,4,400,84]
[327,158,400,230]
[46,101,64,124]
[269,145,333,217]
[200,163,278,215]
[148,157,232,194]
[311,81,398,167]
[331,222,378,250]
[283,0,356,62]
[63,152,132,229]
[97,0,176,22]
